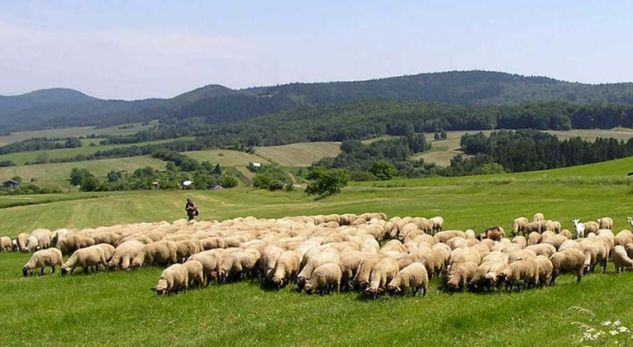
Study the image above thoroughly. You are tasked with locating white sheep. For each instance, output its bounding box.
[152,264,189,295]
[304,263,342,295]
[613,245,633,273]
[0,236,11,252]
[61,245,108,275]
[271,250,302,289]
[386,262,428,296]
[22,248,63,276]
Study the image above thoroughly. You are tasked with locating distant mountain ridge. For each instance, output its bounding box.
[4,70,633,132]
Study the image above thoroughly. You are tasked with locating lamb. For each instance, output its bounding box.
[16,233,30,252]
[465,229,476,240]
[549,248,588,284]
[22,248,63,276]
[297,249,340,290]
[445,261,478,291]
[498,259,538,291]
[144,240,178,266]
[183,260,205,288]
[0,236,12,252]
[386,262,428,296]
[303,263,342,295]
[271,250,302,289]
[365,256,399,298]
[151,263,189,295]
[61,245,108,275]
[596,217,613,230]
[429,216,444,234]
[109,240,146,270]
[512,217,529,236]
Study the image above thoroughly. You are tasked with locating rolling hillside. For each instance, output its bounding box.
[6,70,633,131]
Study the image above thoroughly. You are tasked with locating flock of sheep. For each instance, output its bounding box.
[2,212,633,297]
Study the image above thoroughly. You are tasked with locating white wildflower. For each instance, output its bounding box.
[618,326,629,333]
[610,330,619,336]
[603,321,612,326]
[614,321,622,326]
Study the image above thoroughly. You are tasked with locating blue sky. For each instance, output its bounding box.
[1,1,632,99]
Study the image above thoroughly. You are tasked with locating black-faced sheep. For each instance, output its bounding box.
[22,248,63,276]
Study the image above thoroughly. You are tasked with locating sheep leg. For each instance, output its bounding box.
[51,266,55,274]
[576,273,582,283]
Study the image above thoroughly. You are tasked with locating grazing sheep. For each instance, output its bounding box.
[0,236,12,252]
[188,250,224,284]
[550,248,587,284]
[429,216,444,234]
[199,237,225,250]
[152,264,189,295]
[30,228,52,250]
[61,246,108,275]
[26,235,39,252]
[144,240,178,266]
[526,244,557,258]
[613,245,633,273]
[533,255,553,286]
[22,248,63,276]
[559,229,573,239]
[533,213,544,222]
[627,243,633,259]
[109,240,146,270]
[464,229,476,240]
[271,250,302,289]
[525,221,542,234]
[386,262,428,296]
[56,233,95,254]
[434,230,466,244]
[511,236,527,249]
[479,226,505,241]
[365,256,399,298]
[445,261,478,291]
[512,217,529,236]
[542,220,561,233]
[96,243,116,262]
[596,217,613,230]
[527,232,542,246]
[542,234,567,250]
[304,263,342,295]
[175,240,202,263]
[260,245,285,281]
[16,233,30,252]
[614,230,633,247]
[508,249,537,263]
[183,260,205,288]
[498,259,538,291]
[51,229,70,248]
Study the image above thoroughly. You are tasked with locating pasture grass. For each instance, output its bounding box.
[1,156,633,346]
[254,142,341,166]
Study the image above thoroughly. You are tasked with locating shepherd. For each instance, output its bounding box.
[185,198,199,221]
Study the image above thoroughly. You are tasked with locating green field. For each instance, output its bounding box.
[0,138,182,166]
[0,156,165,190]
[1,155,633,346]
[254,142,341,166]
[0,121,157,146]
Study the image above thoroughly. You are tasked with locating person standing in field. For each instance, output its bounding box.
[185,198,199,221]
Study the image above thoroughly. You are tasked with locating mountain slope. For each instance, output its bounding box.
[5,70,633,132]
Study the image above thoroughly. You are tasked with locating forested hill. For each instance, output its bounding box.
[5,70,633,131]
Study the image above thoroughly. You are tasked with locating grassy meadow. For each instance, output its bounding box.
[1,154,633,346]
